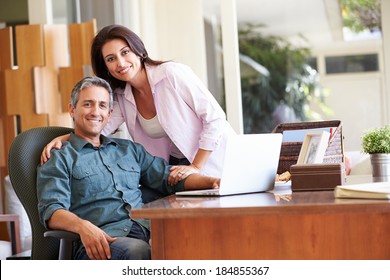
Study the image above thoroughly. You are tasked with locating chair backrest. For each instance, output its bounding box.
[8,126,73,259]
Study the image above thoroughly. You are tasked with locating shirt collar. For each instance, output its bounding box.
[69,132,118,151]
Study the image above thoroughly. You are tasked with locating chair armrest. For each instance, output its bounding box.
[44,230,80,240]
[44,230,80,259]
[0,214,21,255]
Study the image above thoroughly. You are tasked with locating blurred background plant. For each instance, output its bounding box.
[238,23,332,134]
[341,0,381,33]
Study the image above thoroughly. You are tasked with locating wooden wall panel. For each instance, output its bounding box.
[34,25,72,127]
[4,25,48,131]
[59,67,84,112]
[0,120,5,168]
[0,116,16,165]
[15,25,45,68]
[0,119,5,211]
[0,28,16,209]
[59,19,96,112]
[4,69,47,131]
[68,19,97,66]
[0,27,13,70]
[0,27,13,175]
[0,71,10,141]
[0,20,96,200]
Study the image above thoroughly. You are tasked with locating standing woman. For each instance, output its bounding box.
[42,24,235,182]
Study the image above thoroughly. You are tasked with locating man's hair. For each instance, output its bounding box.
[70,76,114,110]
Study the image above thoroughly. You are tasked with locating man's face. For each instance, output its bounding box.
[69,86,111,142]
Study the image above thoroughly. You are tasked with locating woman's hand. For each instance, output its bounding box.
[168,164,200,186]
[40,134,70,165]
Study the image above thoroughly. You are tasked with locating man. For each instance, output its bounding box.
[37,76,220,260]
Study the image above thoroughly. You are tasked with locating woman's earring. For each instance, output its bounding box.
[107,71,111,77]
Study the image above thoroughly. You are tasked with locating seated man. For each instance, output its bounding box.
[36,76,219,260]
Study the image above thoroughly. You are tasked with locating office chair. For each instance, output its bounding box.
[8,126,166,259]
[8,126,79,259]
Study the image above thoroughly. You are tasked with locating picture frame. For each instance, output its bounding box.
[297,131,331,164]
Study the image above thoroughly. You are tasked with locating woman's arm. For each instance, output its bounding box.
[191,149,212,170]
[168,149,212,186]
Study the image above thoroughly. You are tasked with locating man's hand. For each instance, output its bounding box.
[78,220,117,260]
[211,177,220,189]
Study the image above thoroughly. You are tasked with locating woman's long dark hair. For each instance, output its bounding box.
[91,25,166,90]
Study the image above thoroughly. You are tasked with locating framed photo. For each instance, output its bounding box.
[297,131,330,164]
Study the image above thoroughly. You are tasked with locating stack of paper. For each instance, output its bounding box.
[334,182,390,199]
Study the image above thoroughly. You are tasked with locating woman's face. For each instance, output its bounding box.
[101,39,142,83]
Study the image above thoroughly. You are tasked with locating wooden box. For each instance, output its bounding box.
[290,163,346,191]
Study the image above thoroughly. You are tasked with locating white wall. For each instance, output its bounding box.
[28,0,53,24]
[321,73,383,151]
[137,0,208,85]
[312,35,387,152]
[136,0,243,133]
[382,0,390,123]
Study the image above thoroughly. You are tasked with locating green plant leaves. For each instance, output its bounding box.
[361,126,390,154]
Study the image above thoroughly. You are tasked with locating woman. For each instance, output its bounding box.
[41,24,235,183]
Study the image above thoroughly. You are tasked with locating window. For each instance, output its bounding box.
[325,54,379,74]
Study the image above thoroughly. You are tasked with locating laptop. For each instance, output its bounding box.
[175,133,283,196]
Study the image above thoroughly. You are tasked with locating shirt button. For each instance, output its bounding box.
[123,228,128,232]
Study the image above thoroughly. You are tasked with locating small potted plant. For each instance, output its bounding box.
[361,125,390,181]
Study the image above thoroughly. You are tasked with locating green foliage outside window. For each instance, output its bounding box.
[341,0,381,32]
[238,24,331,134]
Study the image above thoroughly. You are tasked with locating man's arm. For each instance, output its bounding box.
[134,141,219,193]
[48,209,116,260]
[182,173,220,190]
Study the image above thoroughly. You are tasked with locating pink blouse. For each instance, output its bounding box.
[103,62,235,177]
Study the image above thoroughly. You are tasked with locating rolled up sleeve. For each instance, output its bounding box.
[36,157,71,229]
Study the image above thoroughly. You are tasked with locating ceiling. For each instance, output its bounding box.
[51,0,343,47]
[202,0,343,47]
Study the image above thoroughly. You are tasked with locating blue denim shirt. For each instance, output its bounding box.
[37,133,185,237]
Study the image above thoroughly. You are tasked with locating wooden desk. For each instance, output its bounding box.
[132,183,390,260]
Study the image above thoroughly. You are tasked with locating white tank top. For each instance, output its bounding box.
[137,113,166,138]
[137,113,185,159]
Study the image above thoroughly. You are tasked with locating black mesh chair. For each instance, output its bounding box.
[8,126,165,259]
[8,126,79,259]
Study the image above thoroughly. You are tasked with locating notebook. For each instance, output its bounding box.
[175,133,283,196]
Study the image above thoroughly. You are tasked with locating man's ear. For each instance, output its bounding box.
[68,103,75,120]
